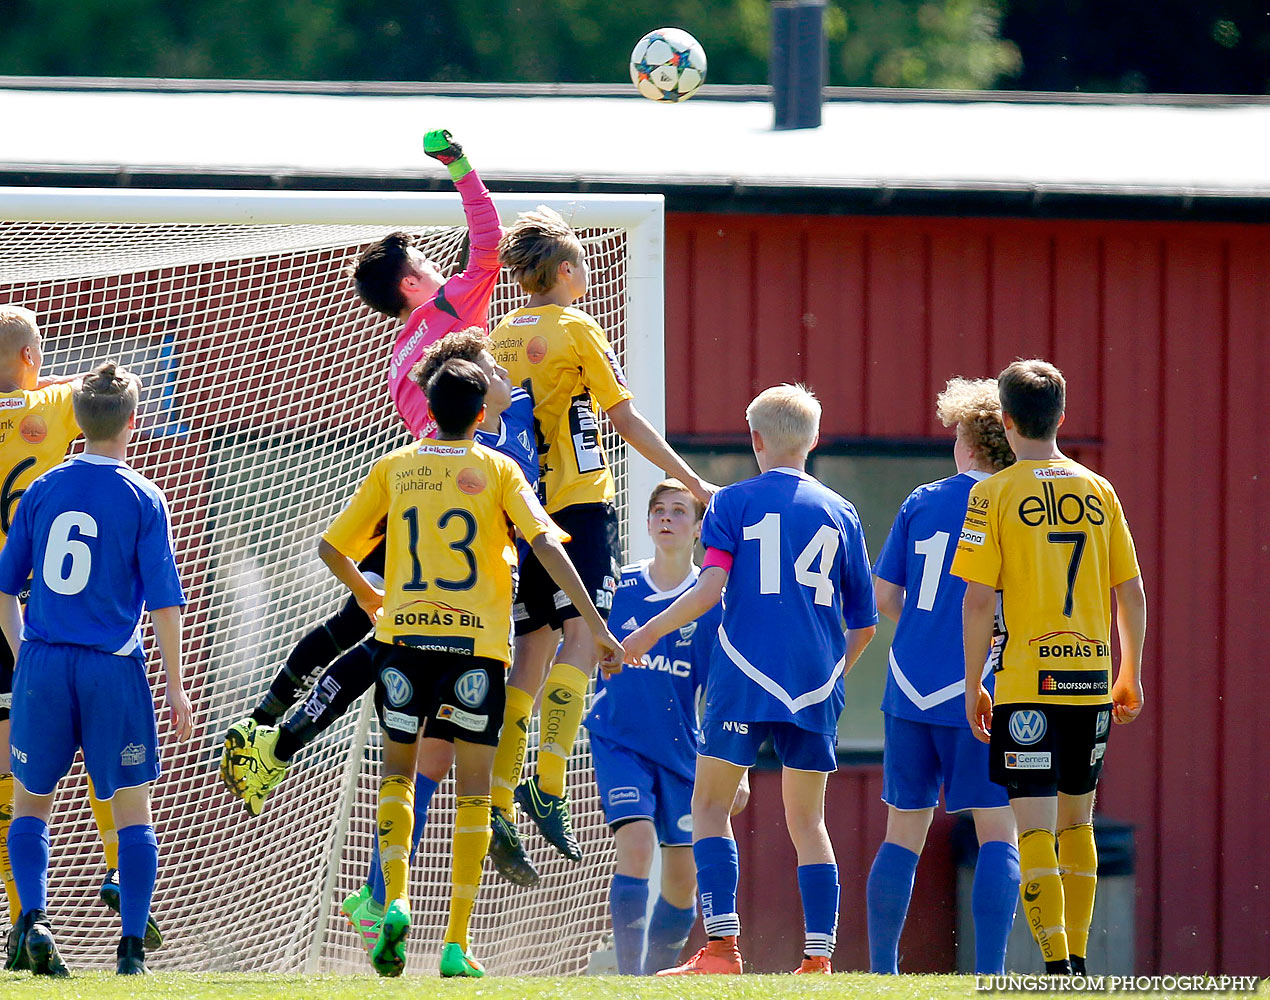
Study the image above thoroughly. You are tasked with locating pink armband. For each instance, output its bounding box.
[702,547,734,573]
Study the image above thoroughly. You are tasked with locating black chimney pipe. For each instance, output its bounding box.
[770,0,827,130]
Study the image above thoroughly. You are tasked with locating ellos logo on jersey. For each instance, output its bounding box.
[1008,709,1047,745]
[1017,482,1106,527]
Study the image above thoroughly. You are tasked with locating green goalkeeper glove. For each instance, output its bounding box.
[424,129,472,181]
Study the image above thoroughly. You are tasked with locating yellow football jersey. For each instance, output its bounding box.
[0,383,80,548]
[951,458,1140,707]
[489,305,633,514]
[323,438,563,664]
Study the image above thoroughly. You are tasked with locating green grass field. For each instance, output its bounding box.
[0,973,1262,1000]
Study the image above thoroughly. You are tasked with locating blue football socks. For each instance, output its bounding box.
[609,873,650,974]
[7,815,48,915]
[973,840,1021,974]
[798,862,840,958]
[867,841,919,973]
[644,895,696,974]
[693,837,740,938]
[117,824,158,940]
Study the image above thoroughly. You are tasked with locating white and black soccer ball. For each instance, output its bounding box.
[629,27,707,103]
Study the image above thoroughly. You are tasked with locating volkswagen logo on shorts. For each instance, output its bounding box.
[1095,709,1111,738]
[381,668,412,708]
[1008,709,1047,745]
[455,669,489,708]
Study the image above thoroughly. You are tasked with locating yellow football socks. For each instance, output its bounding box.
[491,686,535,814]
[0,773,17,924]
[87,777,119,870]
[1058,823,1098,960]
[1018,828,1070,965]
[445,795,492,950]
[538,663,589,798]
[377,774,416,904]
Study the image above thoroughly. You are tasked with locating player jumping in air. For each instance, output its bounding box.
[0,363,192,976]
[585,479,749,975]
[867,377,1019,975]
[319,358,621,978]
[620,384,878,975]
[486,207,715,879]
[953,360,1146,976]
[0,308,163,969]
[221,129,503,823]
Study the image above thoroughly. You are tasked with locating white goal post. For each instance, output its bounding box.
[0,186,666,974]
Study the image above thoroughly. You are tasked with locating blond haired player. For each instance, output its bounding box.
[953,359,1147,976]
[0,307,161,969]
[486,206,715,877]
[621,384,878,975]
[319,358,621,978]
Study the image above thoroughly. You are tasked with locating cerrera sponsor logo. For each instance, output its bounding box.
[1038,670,1109,696]
[437,705,488,733]
[1017,482,1106,527]
[607,786,641,806]
[1030,631,1109,659]
[1004,751,1051,770]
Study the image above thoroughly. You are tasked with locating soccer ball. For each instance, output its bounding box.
[630,28,707,103]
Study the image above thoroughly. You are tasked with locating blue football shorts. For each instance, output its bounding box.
[10,640,160,799]
[882,712,1008,813]
[589,733,695,846]
[698,717,837,773]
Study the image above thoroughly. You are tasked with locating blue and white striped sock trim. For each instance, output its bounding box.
[804,932,835,958]
[703,913,741,938]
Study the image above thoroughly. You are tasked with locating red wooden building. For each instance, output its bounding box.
[3,79,1267,975]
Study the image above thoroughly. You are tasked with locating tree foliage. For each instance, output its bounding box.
[0,0,1263,94]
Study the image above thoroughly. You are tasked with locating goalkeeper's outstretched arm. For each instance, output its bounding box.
[424,129,503,319]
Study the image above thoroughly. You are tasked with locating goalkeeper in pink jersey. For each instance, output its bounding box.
[220,132,504,836]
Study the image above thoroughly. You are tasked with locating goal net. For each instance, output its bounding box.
[0,188,665,975]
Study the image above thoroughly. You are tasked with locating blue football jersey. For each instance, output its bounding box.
[585,560,720,781]
[0,455,186,655]
[475,388,539,487]
[701,468,877,736]
[873,470,995,726]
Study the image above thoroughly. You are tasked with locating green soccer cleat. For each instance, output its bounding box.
[515,776,582,862]
[238,724,290,818]
[99,868,164,950]
[488,806,540,887]
[369,899,409,977]
[439,941,485,978]
[340,885,371,929]
[220,717,256,797]
[349,893,384,955]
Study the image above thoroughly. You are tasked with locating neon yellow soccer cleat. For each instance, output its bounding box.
[219,717,256,797]
[238,725,290,818]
